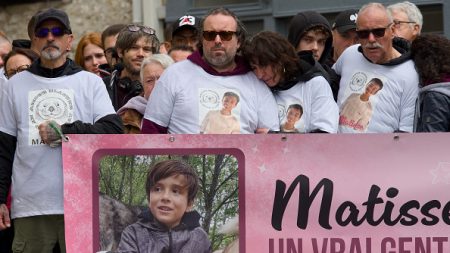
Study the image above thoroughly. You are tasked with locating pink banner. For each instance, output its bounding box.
[62,134,450,253]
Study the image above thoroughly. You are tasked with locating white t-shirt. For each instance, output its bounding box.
[274,76,339,133]
[333,45,419,133]
[144,60,279,133]
[0,70,115,218]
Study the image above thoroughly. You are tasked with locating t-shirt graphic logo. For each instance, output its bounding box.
[28,89,74,145]
[199,90,220,109]
[199,88,241,134]
[349,72,367,92]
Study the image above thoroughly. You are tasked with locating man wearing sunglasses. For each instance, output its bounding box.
[142,7,279,134]
[387,1,423,42]
[0,8,123,253]
[333,2,419,133]
[103,24,160,111]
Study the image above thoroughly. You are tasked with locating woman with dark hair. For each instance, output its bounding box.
[243,31,338,133]
[411,34,450,132]
[3,48,39,79]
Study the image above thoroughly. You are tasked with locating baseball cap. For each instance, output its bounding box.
[33,8,72,34]
[332,9,358,33]
[172,15,199,37]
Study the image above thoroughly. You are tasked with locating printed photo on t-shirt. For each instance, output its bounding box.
[28,89,74,145]
[339,72,385,132]
[199,88,241,134]
[278,102,304,133]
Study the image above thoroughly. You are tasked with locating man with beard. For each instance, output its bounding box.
[141,7,279,134]
[333,2,419,133]
[0,8,123,253]
[103,24,160,110]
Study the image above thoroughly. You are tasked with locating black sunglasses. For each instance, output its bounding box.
[202,31,237,41]
[127,24,156,35]
[356,24,391,39]
[35,27,67,38]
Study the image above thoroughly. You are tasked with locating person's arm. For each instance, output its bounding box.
[0,131,15,230]
[61,114,124,134]
[141,118,168,134]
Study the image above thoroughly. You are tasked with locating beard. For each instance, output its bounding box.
[122,58,141,77]
[41,44,63,60]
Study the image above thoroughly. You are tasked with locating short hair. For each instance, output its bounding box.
[140,54,174,81]
[145,160,199,203]
[115,24,160,55]
[3,47,39,70]
[74,32,103,69]
[307,25,331,39]
[368,78,383,89]
[242,31,300,84]
[198,7,247,52]
[387,1,423,31]
[288,104,303,115]
[223,91,240,104]
[358,3,393,24]
[101,24,126,47]
[411,34,450,85]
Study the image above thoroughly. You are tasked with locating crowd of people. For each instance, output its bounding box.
[0,1,449,252]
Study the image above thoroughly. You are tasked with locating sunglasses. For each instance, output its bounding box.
[5,64,30,79]
[356,24,391,39]
[127,24,156,35]
[202,31,237,41]
[35,27,67,38]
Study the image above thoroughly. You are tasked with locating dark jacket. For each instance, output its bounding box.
[117,209,211,253]
[414,82,450,132]
[0,58,123,204]
[287,11,340,101]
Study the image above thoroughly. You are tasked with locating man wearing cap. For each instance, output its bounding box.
[141,7,279,134]
[333,3,418,133]
[171,14,200,52]
[0,8,123,252]
[103,23,160,111]
[331,9,359,63]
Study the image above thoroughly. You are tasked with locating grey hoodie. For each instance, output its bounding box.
[117,209,211,253]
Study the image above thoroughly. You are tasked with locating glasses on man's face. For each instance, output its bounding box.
[35,27,67,38]
[202,31,237,41]
[393,20,416,28]
[127,25,156,35]
[5,64,30,79]
[356,24,392,39]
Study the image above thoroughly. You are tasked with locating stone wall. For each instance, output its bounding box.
[0,0,133,51]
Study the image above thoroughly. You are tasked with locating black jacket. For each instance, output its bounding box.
[414,82,450,132]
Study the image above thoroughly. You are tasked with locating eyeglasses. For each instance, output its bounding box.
[393,20,416,28]
[356,24,391,39]
[5,64,30,79]
[35,27,67,38]
[126,25,156,35]
[202,31,237,41]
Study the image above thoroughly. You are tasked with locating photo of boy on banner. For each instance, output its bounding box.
[97,154,238,252]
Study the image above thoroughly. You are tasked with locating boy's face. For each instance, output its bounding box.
[297,29,328,61]
[222,95,238,110]
[286,108,302,124]
[149,174,193,229]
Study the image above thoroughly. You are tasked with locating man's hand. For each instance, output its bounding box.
[0,203,11,230]
[38,120,67,147]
